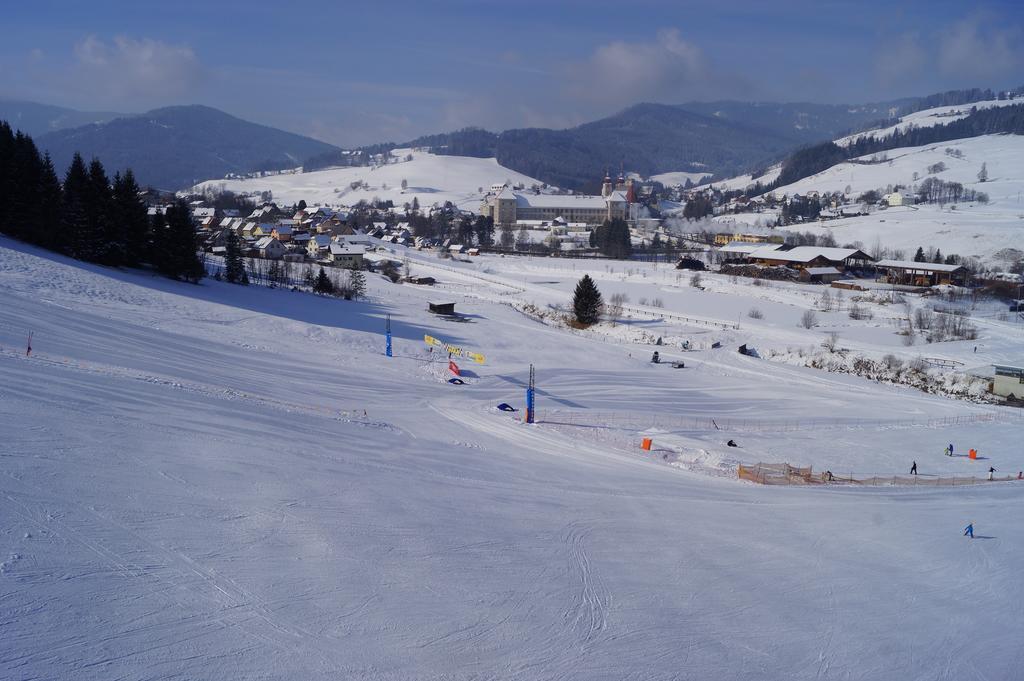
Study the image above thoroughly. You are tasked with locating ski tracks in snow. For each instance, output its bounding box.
[562,520,611,646]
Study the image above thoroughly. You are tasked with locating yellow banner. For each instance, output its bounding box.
[423,335,485,364]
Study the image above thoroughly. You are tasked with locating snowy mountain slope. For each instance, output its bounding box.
[836,98,1021,147]
[648,170,710,186]
[193,148,544,211]
[2,237,1023,680]
[763,134,1024,261]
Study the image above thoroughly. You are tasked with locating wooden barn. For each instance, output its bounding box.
[873,260,969,287]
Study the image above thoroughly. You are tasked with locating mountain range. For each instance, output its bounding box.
[0,93,990,193]
[0,98,122,139]
[29,105,339,191]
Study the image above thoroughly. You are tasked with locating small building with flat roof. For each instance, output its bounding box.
[993,364,1024,399]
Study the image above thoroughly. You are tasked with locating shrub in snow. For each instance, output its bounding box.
[748,307,764,319]
[800,309,818,329]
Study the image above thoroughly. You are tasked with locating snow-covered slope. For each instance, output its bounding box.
[2,237,1023,679]
[193,148,544,211]
[836,98,1021,147]
[765,134,1024,262]
[648,170,710,186]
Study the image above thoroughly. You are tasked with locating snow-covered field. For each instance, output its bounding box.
[192,148,544,212]
[2,236,1023,680]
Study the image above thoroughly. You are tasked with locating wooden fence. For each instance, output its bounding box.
[738,463,1021,487]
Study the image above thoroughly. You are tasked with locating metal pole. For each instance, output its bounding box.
[526,364,536,424]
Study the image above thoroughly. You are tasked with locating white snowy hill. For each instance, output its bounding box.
[835,98,1022,147]
[193,148,544,211]
[707,101,1024,264]
[2,235,1023,679]
[765,134,1024,262]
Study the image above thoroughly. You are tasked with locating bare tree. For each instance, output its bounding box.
[800,309,818,329]
[606,292,629,323]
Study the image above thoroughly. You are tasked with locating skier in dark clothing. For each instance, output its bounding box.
[910,461,917,475]
[988,467,996,481]
[964,523,974,538]
[726,440,737,447]
[947,443,954,456]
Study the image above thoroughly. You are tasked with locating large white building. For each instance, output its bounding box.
[480,173,634,227]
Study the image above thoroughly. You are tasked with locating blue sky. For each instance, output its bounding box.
[1,1,1022,146]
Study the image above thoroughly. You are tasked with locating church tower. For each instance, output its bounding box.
[601,169,613,198]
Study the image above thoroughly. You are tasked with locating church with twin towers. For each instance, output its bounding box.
[480,170,635,227]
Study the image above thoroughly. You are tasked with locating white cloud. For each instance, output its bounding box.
[563,29,750,107]
[70,35,203,105]
[937,17,1024,81]
[875,32,928,87]
[877,17,1024,89]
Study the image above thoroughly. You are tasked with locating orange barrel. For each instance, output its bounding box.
[641,438,653,451]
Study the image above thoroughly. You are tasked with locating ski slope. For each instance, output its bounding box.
[2,236,1023,680]
[192,148,544,211]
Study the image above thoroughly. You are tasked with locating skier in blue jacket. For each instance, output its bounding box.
[964,523,974,538]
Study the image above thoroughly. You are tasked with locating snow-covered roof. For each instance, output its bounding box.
[721,242,777,254]
[752,246,868,263]
[804,266,842,276]
[874,259,965,272]
[329,244,364,255]
[254,236,277,249]
[515,194,608,209]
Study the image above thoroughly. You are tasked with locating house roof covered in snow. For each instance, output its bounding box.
[874,259,966,272]
[751,246,871,263]
[514,193,608,209]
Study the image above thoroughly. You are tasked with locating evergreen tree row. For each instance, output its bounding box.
[0,120,203,282]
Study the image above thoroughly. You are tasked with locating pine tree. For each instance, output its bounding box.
[977,162,988,183]
[87,158,119,265]
[113,170,149,266]
[313,266,334,295]
[474,215,494,247]
[595,218,632,259]
[913,246,926,262]
[37,153,63,251]
[933,248,943,264]
[7,132,45,243]
[224,229,245,283]
[161,199,203,281]
[0,122,14,237]
[573,274,603,326]
[150,210,168,268]
[62,153,92,259]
